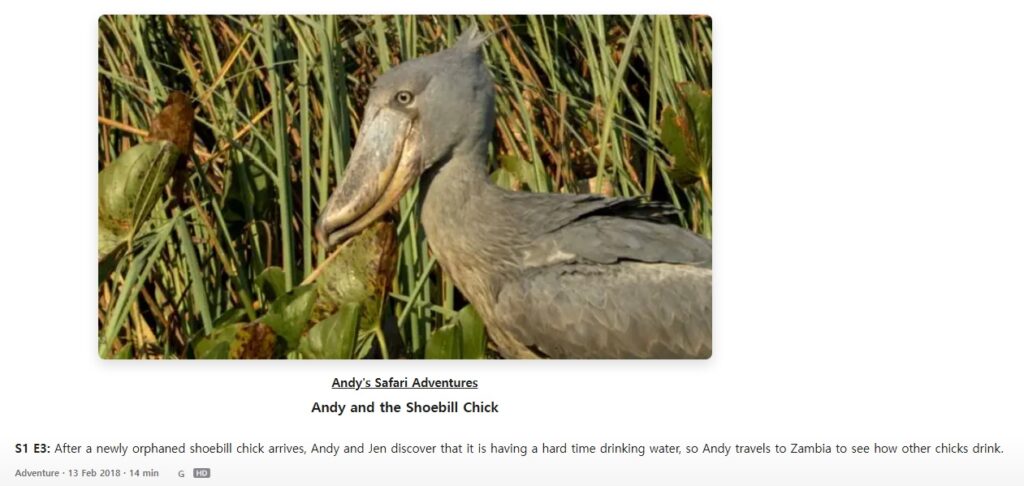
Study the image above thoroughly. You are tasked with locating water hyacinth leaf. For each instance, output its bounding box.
[499,155,540,191]
[231,323,277,359]
[194,324,237,359]
[212,308,248,328]
[659,106,702,185]
[260,284,317,350]
[224,163,272,224]
[490,166,514,189]
[425,322,463,359]
[129,143,179,232]
[310,220,397,330]
[661,83,712,194]
[97,140,180,258]
[680,83,712,165]
[256,266,289,302]
[98,91,192,260]
[457,305,486,359]
[297,302,361,359]
[195,323,277,359]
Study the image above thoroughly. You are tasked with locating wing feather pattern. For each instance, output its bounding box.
[493,262,711,358]
[486,194,712,358]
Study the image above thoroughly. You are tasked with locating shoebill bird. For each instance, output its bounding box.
[315,27,711,358]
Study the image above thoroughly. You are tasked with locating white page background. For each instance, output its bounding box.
[0,1,1021,484]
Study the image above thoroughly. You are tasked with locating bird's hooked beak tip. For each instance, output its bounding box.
[313,221,329,248]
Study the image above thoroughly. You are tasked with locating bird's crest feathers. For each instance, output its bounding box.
[455,24,504,51]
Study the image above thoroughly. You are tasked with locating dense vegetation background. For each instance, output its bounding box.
[97,15,712,359]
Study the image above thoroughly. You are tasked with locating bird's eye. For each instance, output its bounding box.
[395,91,414,105]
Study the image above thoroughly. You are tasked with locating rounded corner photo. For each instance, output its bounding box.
[97,15,712,360]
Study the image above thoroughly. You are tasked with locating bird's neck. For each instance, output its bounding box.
[419,149,516,316]
[421,148,492,211]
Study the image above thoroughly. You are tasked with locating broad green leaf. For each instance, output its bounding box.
[223,163,272,224]
[660,106,703,185]
[457,305,486,359]
[260,284,317,350]
[490,167,514,189]
[297,303,361,359]
[195,323,277,359]
[681,83,712,165]
[194,324,238,359]
[499,155,540,191]
[212,308,248,328]
[311,220,396,330]
[425,322,463,359]
[231,323,277,358]
[98,140,180,258]
[256,266,288,302]
[422,306,484,360]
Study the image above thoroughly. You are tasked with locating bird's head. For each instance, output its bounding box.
[315,26,495,249]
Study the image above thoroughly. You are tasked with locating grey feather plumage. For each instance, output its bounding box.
[489,193,712,358]
[495,262,711,358]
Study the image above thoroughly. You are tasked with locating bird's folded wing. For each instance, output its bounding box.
[522,216,711,268]
[504,192,711,267]
[493,262,711,358]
